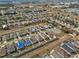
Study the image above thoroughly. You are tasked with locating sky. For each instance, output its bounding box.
[0,0,79,4]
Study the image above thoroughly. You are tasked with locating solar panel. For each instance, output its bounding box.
[57,47,69,58]
[67,42,76,51]
[72,41,79,48]
[61,44,74,54]
[64,41,76,51]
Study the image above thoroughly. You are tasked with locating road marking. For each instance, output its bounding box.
[60,47,71,55]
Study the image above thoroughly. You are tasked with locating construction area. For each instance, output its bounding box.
[0,3,79,58]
